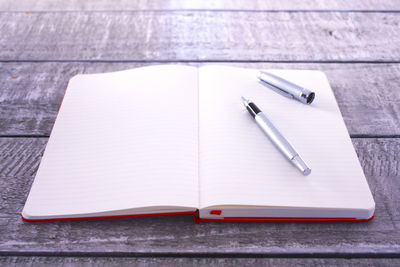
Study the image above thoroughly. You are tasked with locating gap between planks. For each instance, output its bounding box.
[1,9,400,13]
[1,60,400,64]
[0,251,400,258]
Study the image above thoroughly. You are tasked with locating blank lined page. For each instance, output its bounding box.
[23,65,199,219]
[198,66,375,212]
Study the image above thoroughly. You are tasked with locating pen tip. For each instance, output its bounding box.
[241,96,249,105]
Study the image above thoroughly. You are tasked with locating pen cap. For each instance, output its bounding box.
[258,71,315,104]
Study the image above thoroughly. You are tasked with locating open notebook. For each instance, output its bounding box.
[22,65,375,223]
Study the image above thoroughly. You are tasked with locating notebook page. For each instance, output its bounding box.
[198,66,375,211]
[23,65,199,219]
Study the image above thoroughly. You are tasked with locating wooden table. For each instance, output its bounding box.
[1,0,399,265]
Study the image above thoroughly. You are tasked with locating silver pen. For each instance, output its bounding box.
[242,96,311,176]
[258,71,315,104]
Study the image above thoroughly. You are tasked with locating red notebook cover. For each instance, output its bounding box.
[21,211,200,223]
[21,210,374,224]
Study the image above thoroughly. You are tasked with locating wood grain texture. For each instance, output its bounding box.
[1,62,400,136]
[1,256,400,266]
[1,0,399,11]
[0,1,398,263]
[0,138,399,254]
[0,12,399,61]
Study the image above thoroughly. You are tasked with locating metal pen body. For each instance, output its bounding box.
[242,96,311,176]
[255,112,297,159]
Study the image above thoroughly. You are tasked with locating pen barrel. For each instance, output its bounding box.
[259,72,315,104]
[255,113,298,159]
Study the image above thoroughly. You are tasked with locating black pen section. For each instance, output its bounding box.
[246,102,262,118]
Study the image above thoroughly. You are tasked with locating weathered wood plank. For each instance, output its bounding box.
[0,138,399,254]
[0,12,399,61]
[1,256,400,266]
[1,0,399,11]
[1,62,400,136]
